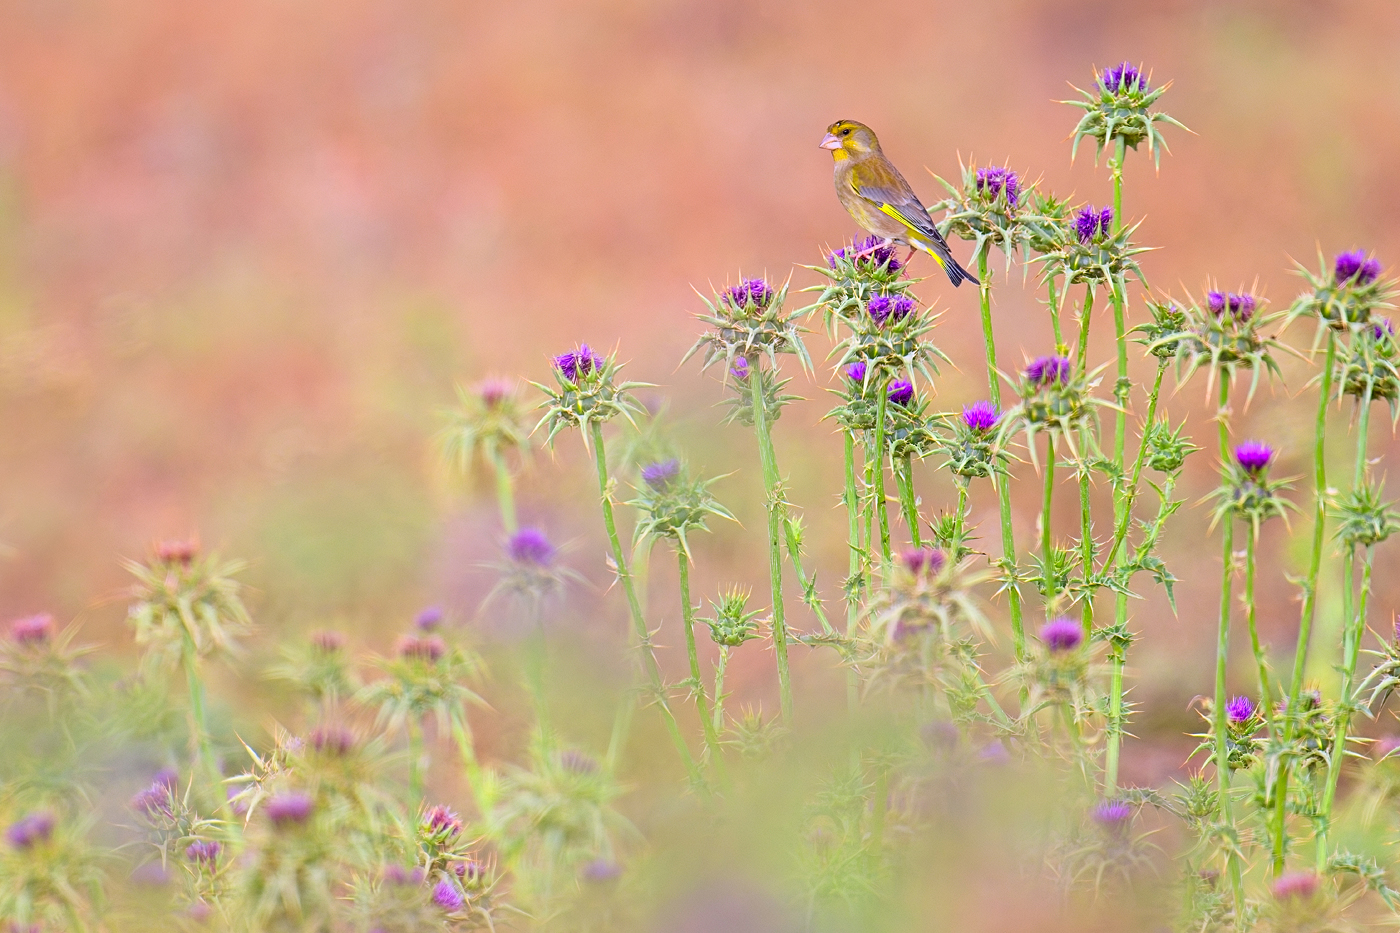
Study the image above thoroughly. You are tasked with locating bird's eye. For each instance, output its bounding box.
[841,128,851,136]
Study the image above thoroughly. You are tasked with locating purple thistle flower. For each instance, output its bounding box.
[729,357,750,381]
[975,166,1021,209]
[1375,736,1400,759]
[961,401,1000,432]
[432,879,466,912]
[641,459,681,491]
[1334,250,1382,286]
[1226,695,1255,724]
[842,361,867,385]
[1372,317,1395,340]
[398,634,445,663]
[9,613,53,644]
[829,235,902,272]
[381,864,411,886]
[1100,61,1147,94]
[265,792,314,827]
[6,812,54,849]
[310,725,356,756]
[553,344,604,383]
[887,380,915,407]
[867,294,915,325]
[132,782,174,817]
[1207,291,1256,321]
[310,629,344,652]
[901,547,946,576]
[582,859,622,883]
[1024,355,1072,387]
[1092,800,1132,826]
[1272,871,1319,901]
[1073,205,1112,243]
[1234,441,1275,475]
[508,527,556,566]
[415,606,443,631]
[423,804,462,838]
[455,860,483,882]
[1039,617,1083,652]
[559,749,598,774]
[185,840,221,864]
[476,378,512,408]
[722,278,774,311]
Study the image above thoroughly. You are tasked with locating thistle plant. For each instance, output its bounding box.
[1063,61,1187,170]
[438,377,531,532]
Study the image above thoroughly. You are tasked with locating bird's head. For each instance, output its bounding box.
[820,120,879,160]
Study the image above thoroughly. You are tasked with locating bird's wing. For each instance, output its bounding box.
[850,157,944,242]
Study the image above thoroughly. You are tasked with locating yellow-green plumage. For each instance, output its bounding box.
[821,119,978,287]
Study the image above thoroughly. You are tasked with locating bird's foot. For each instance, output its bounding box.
[851,237,895,260]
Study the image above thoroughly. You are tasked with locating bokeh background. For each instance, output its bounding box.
[2,1,1400,923]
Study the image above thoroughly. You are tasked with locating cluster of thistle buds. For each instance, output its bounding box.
[1007,354,1102,450]
[628,458,734,560]
[704,589,762,648]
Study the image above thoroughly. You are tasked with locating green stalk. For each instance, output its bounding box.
[487,447,518,533]
[749,368,794,723]
[844,431,862,710]
[1273,332,1338,873]
[588,421,700,780]
[1244,533,1275,714]
[871,378,892,564]
[1211,377,1243,914]
[1077,432,1094,637]
[952,480,969,558]
[407,716,424,813]
[1104,643,1125,796]
[679,553,727,781]
[1075,285,1095,376]
[783,517,834,635]
[713,647,730,735]
[1112,137,1126,235]
[1103,362,1167,570]
[896,453,922,547]
[1041,433,1057,602]
[449,711,482,809]
[977,248,1025,657]
[1048,275,1065,355]
[182,643,216,786]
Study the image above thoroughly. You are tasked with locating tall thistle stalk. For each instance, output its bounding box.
[438,378,530,533]
[750,366,794,721]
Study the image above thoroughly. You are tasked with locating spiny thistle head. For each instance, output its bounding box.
[1092,799,1132,827]
[1207,290,1257,322]
[867,294,916,326]
[1226,695,1255,724]
[398,634,446,663]
[1233,441,1275,475]
[1073,205,1113,244]
[975,166,1020,209]
[535,344,648,446]
[1212,440,1292,535]
[1333,481,1400,549]
[553,344,605,384]
[1134,300,1190,359]
[938,401,1007,480]
[628,461,734,559]
[722,278,775,312]
[1172,288,1286,398]
[1009,354,1102,442]
[265,792,314,828]
[687,276,809,378]
[185,839,221,865]
[1340,313,1400,410]
[432,879,466,912]
[900,547,947,578]
[930,161,1049,266]
[961,400,1000,432]
[125,545,253,672]
[843,361,867,386]
[438,377,530,474]
[641,458,681,490]
[827,236,903,275]
[1025,355,1072,386]
[422,804,463,844]
[1064,60,1184,167]
[1145,418,1196,473]
[9,613,53,645]
[1039,617,1083,653]
[704,589,763,648]
[1289,248,1395,331]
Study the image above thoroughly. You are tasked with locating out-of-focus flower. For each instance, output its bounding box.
[1039,617,1083,652]
[309,725,355,756]
[1024,355,1072,386]
[310,630,345,653]
[900,547,946,576]
[423,805,462,839]
[1371,317,1395,340]
[432,879,465,911]
[154,538,199,565]
[641,459,681,491]
[265,792,313,827]
[558,749,598,774]
[729,357,750,381]
[581,859,622,883]
[476,378,513,408]
[9,613,53,644]
[508,527,556,566]
[397,635,446,663]
[1272,871,1319,901]
[1092,800,1131,826]
[185,840,221,864]
[6,811,54,849]
[415,607,444,631]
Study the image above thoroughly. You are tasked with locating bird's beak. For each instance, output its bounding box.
[819,133,842,150]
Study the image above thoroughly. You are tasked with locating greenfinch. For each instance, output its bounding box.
[820,119,978,287]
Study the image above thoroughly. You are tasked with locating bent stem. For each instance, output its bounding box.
[978,248,1025,658]
[1273,332,1337,873]
[749,367,794,723]
[678,552,727,782]
[843,430,862,709]
[588,421,700,781]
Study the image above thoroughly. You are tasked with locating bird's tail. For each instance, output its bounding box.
[916,240,981,287]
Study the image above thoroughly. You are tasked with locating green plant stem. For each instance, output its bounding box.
[182,644,216,786]
[749,369,794,723]
[1103,362,1167,570]
[449,711,482,809]
[952,480,969,557]
[1077,433,1094,638]
[588,421,700,781]
[1075,285,1095,375]
[678,552,727,781]
[1041,433,1057,602]
[1048,276,1065,354]
[896,454,922,547]
[783,517,834,635]
[1211,377,1242,910]
[1273,332,1338,873]
[978,248,1025,658]
[1105,644,1125,796]
[1243,532,1275,715]
[487,447,518,533]
[712,648,729,736]
[871,380,892,564]
[407,716,424,813]
[843,431,861,710]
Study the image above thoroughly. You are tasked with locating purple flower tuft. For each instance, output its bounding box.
[132,782,174,817]
[975,166,1021,209]
[1226,695,1255,724]
[1092,800,1132,826]
[398,634,445,663]
[265,792,314,827]
[1207,291,1256,321]
[1371,317,1395,340]
[830,236,902,272]
[1272,871,1319,901]
[559,749,598,774]
[432,880,465,912]
[867,294,915,325]
[901,547,946,576]
[1073,205,1112,243]
[455,860,483,882]
[415,606,443,631]
[6,812,54,849]
[1100,61,1147,94]
[887,380,915,407]
[961,401,1000,432]
[582,859,622,883]
[310,725,356,756]
[1024,355,1072,387]
[843,361,867,385]
[1040,617,1083,652]
[1234,441,1275,475]
[641,459,681,491]
[311,630,344,652]
[423,804,462,838]
[553,344,604,383]
[1334,250,1382,286]
[476,378,512,407]
[722,278,774,311]
[9,613,53,645]
[508,527,556,566]
[729,357,750,381]
[185,840,221,864]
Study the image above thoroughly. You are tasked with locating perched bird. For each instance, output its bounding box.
[820,119,978,287]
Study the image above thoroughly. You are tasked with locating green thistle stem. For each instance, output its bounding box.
[1048,275,1065,355]
[182,642,216,786]
[712,647,730,736]
[678,552,727,781]
[1273,332,1338,873]
[1111,136,1126,235]
[1211,376,1243,914]
[783,517,834,635]
[588,421,700,780]
[1103,362,1167,570]
[1105,644,1125,796]
[1077,433,1094,638]
[449,711,482,809]
[749,368,794,723]
[896,454,922,547]
[872,378,892,564]
[844,430,861,710]
[1244,533,1275,716]
[952,480,969,558]
[407,716,424,813]
[1076,285,1095,375]
[978,248,1025,658]
[487,447,518,534]
[1041,433,1057,602]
